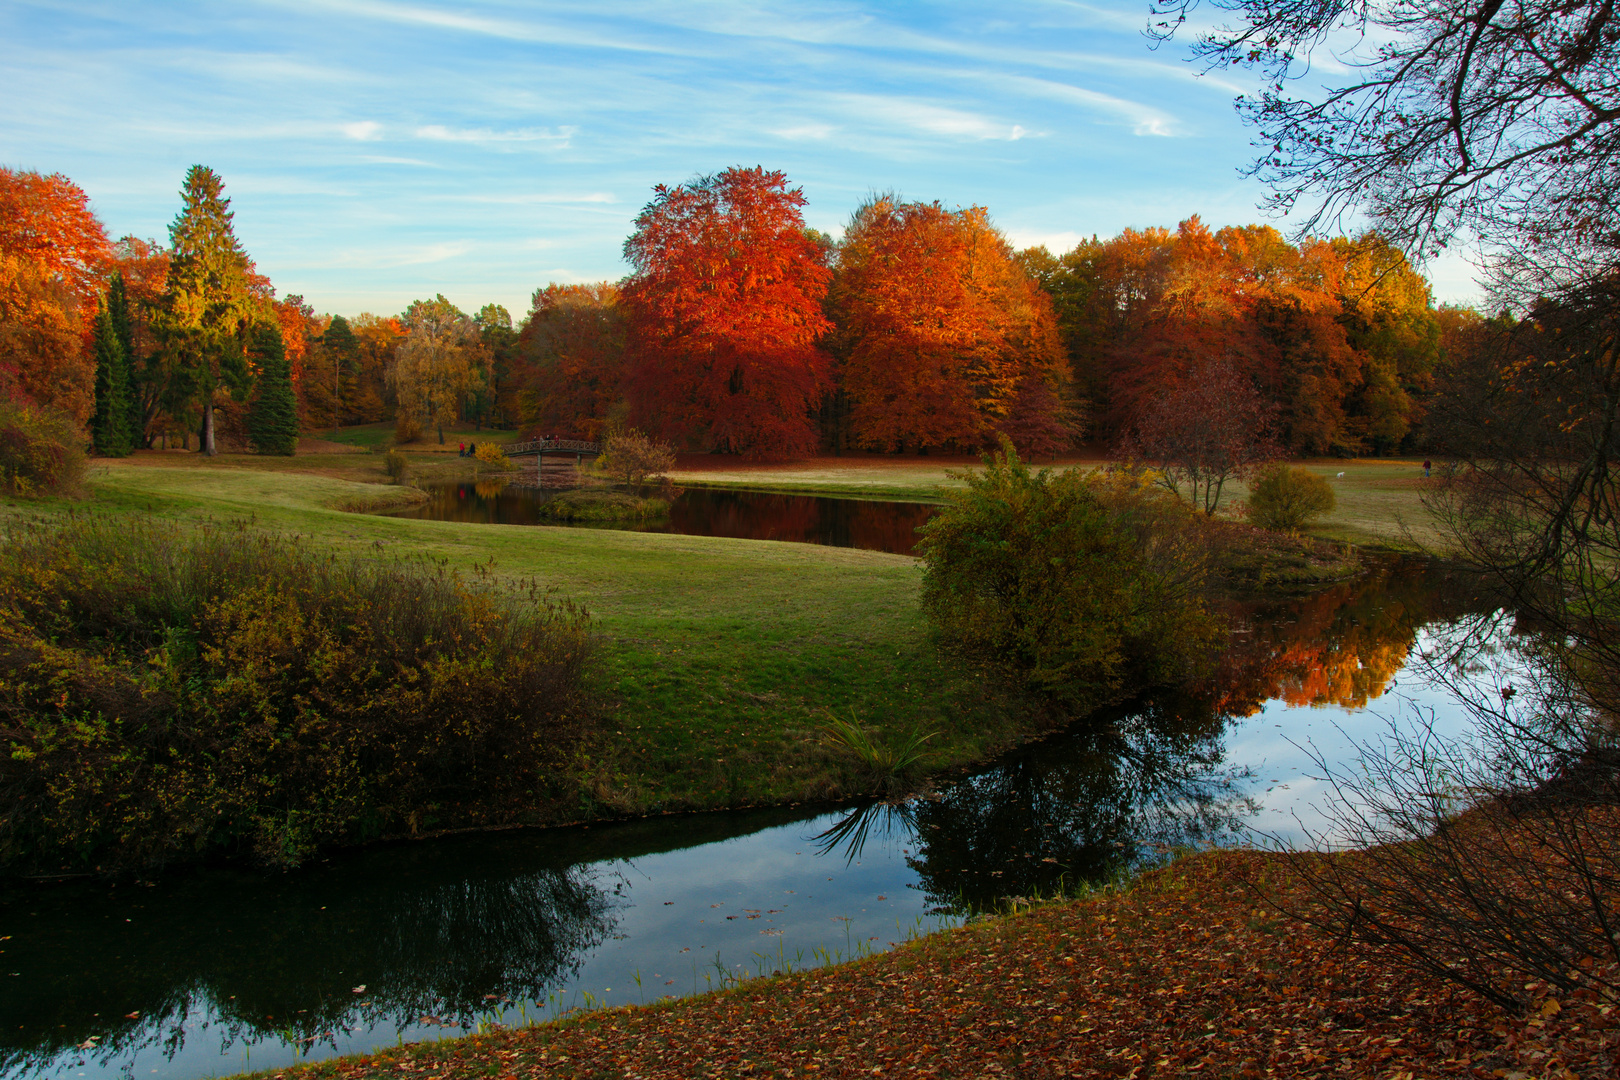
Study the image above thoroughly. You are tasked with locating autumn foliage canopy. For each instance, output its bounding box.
[621,167,833,458]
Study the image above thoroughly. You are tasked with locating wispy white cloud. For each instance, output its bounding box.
[279,0,680,54]
[995,74,1178,136]
[770,122,836,141]
[343,121,383,140]
[327,240,474,268]
[835,95,1034,142]
[453,192,619,206]
[415,124,575,147]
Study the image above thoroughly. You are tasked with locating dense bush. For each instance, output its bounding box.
[0,516,594,874]
[383,449,410,482]
[474,441,512,469]
[916,444,1220,708]
[1247,463,1336,532]
[0,401,86,496]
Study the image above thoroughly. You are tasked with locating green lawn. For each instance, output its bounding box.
[11,455,1056,823]
[12,446,1443,829]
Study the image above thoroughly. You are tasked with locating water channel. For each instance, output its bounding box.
[391,481,940,555]
[4,497,1505,1080]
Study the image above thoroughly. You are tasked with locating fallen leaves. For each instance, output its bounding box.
[259,851,1617,1079]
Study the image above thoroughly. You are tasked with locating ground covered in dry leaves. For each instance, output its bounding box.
[254,852,1617,1079]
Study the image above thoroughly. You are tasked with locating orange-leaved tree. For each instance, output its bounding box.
[0,169,111,306]
[622,167,832,458]
[514,282,627,440]
[831,197,1072,453]
[0,169,114,424]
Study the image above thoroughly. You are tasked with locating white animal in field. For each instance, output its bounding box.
[1336,471,1345,478]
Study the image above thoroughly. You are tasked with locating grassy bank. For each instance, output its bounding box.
[12,455,1066,832]
[10,444,1429,844]
[227,849,1618,1079]
[667,453,1444,549]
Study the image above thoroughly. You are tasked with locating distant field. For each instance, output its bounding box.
[670,452,1441,550]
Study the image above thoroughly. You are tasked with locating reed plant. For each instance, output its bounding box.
[819,710,936,794]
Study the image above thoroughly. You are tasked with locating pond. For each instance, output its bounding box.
[391,482,939,555]
[5,556,1513,1080]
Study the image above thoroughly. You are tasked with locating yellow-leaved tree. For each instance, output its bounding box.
[387,294,487,444]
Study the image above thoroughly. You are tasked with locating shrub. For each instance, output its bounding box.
[392,413,422,444]
[600,428,676,489]
[474,441,512,469]
[0,401,86,496]
[916,443,1219,708]
[383,450,409,483]
[536,489,669,521]
[0,516,595,874]
[1247,464,1336,533]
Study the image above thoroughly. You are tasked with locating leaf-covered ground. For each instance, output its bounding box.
[242,851,1618,1080]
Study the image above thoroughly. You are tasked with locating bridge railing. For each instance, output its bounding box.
[505,438,603,457]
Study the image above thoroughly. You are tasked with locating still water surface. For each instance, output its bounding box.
[393,481,939,555]
[4,556,1500,1080]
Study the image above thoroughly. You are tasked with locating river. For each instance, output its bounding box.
[3,511,1504,1080]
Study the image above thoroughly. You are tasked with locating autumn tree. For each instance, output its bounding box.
[601,428,676,490]
[469,303,514,429]
[154,166,261,456]
[389,295,484,444]
[107,237,170,447]
[309,313,361,433]
[1026,219,1441,456]
[622,167,832,458]
[0,169,111,306]
[348,314,405,423]
[0,169,113,425]
[0,255,88,422]
[1120,360,1281,515]
[832,198,1073,454]
[514,283,627,440]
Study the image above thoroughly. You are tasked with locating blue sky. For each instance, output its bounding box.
[1,0,1482,318]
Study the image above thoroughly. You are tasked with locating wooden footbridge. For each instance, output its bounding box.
[505,437,602,461]
[504,437,602,487]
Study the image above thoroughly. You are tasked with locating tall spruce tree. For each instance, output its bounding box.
[156,166,257,456]
[247,320,299,455]
[322,313,360,433]
[90,296,134,456]
[105,271,146,448]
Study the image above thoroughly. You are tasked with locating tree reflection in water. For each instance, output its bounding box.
[0,856,617,1077]
[814,555,1491,912]
[817,691,1255,912]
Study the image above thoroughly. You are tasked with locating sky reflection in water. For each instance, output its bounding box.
[4,555,1498,1080]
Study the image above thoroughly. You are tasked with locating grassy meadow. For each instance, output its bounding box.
[11,439,1443,833]
[669,451,1443,548]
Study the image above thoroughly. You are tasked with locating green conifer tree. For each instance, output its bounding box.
[105,272,146,448]
[90,297,134,456]
[247,321,299,455]
[155,166,257,456]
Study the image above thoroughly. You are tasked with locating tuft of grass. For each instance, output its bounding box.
[819,711,936,794]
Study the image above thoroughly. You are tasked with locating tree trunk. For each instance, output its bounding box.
[202,401,217,456]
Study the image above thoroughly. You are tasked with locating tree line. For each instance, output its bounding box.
[4,160,1484,462]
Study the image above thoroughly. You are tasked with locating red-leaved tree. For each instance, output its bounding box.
[622,167,832,458]
[1120,360,1281,515]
